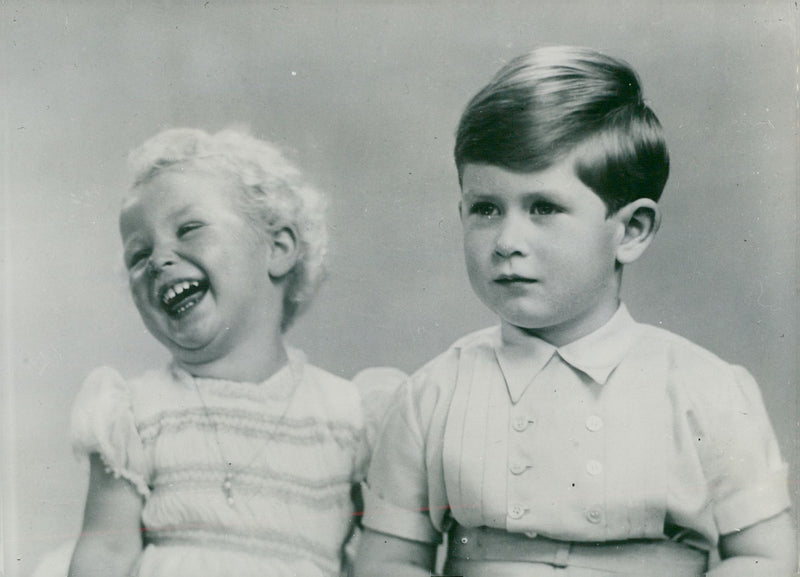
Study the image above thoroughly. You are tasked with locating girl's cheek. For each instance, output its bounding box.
[129,276,149,301]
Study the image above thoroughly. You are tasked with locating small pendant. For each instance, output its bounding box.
[222,471,235,507]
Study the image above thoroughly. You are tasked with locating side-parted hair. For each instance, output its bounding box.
[455,46,669,213]
[127,127,328,330]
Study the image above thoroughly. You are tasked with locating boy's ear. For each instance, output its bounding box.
[267,225,299,279]
[613,198,661,265]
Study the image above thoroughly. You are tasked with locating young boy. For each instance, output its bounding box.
[354,46,795,576]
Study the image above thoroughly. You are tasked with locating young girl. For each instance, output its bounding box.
[68,128,396,577]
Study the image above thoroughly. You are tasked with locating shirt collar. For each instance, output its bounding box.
[557,304,640,385]
[494,304,640,402]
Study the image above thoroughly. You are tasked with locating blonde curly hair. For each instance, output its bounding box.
[127,127,328,330]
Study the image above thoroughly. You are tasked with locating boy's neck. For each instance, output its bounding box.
[502,298,622,348]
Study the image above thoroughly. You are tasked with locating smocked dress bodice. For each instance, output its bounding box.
[71,354,399,576]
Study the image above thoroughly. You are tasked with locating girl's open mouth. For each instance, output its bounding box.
[159,279,209,317]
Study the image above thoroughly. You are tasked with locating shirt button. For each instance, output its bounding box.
[509,462,527,475]
[509,505,526,519]
[586,460,603,476]
[585,415,603,432]
[512,416,530,432]
[585,507,603,524]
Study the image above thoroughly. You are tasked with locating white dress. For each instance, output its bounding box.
[69,352,403,577]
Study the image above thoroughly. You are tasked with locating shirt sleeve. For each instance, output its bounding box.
[70,366,150,496]
[361,374,441,544]
[352,366,409,481]
[693,365,790,535]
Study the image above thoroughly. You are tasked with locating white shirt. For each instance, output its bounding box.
[362,305,789,550]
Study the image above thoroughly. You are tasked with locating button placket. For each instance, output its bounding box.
[507,407,534,528]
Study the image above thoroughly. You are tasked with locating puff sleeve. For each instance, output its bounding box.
[351,367,408,480]
[360,371,442,544]
[70,366,150,496]
[687,364,790,535]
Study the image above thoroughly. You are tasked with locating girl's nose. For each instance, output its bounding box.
[494,216,529,258]
[147,251,175,277]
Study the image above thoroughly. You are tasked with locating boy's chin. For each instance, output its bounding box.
[496,308,552,329]
[499,316,550,333]
[497,311,575,339]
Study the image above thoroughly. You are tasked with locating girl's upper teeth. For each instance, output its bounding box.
[162,281,200,304]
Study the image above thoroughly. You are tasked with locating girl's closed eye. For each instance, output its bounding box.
[126,248,151,269]
[177,221,204,237]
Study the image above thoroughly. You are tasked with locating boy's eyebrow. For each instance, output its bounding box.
[462,188,565,201]
[461,191,492,201]
[461,187,502,199]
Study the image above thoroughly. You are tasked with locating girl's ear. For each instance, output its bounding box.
[268,225,299,279]
[613,198,661,265]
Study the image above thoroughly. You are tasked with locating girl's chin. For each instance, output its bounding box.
[159,330,216,357]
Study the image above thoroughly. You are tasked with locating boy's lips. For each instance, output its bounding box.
[157,278,209,317]
[494,274,537,284]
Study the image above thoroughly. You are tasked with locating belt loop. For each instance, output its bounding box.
[553,541,571,568]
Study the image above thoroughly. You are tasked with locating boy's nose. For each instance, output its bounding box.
[494,217,529,258]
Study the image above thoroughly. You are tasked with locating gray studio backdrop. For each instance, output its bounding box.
[3,2,797,575]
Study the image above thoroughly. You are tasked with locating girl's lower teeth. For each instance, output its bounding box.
[174,300,197,316]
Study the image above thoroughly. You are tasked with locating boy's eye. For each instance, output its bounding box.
[469,202,500,217]
[177,222,203,237]
[530,202,559,216]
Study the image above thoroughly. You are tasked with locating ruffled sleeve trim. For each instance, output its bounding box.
[70,366,150,496]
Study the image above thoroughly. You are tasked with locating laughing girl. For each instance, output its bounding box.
[68,128,393,577]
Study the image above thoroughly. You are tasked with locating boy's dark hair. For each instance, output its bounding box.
[455,46,669,213]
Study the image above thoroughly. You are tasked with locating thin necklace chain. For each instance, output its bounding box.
[193,360,300,508]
